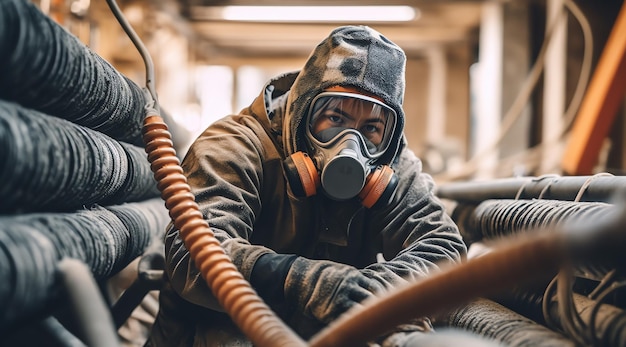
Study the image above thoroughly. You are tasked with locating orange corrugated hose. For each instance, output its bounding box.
[104,0,306,345]
[141,114,306,347]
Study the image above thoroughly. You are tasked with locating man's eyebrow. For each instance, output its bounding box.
[330,107,354,120]
[364,117,386,126]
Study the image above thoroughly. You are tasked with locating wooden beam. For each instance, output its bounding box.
[561,2,626,175]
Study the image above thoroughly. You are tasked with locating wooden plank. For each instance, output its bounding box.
[561,2,626,175]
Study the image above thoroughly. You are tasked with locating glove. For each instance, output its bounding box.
[250,253,299,305]
[284,257,385,324]
[376,317,434,347]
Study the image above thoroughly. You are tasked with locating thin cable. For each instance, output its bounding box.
[588,269,618,300]
[561,0,594,132]
[556,267,589,345]
[542,275,560,330]
[538,176,560,199]
[588,281,626,346]
[104,0,158,111]
[574,173,614,203]
[515,174,560,200]
[435,0,594,182]
[440,4,567,181]
[530,0,594,176]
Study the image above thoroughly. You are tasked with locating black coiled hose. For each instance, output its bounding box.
[464,199,620,280]
[469,199,613,240]
[0,0,173,343]
[0,198,170,332]
[0,0,148,146]
[0,100,160,213]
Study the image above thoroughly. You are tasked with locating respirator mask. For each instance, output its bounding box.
[284,91,399,208]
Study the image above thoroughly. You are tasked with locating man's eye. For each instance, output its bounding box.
[363,124,381,133]
[327,114,343,124]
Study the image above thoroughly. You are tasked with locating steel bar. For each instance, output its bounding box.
[436,175,626,204]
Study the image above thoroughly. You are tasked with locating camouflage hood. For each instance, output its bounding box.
[283,25,407,166]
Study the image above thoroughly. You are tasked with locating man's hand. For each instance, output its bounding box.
[285,257,385,324]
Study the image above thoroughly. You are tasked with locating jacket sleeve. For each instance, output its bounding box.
[164,116,276,310]
[362,149,467,289]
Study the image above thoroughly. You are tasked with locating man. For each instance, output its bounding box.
[148,25,466,346]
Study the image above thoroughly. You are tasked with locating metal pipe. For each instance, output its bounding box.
[57,258,119,347]
[436,175,624,203]
[111,251,165,329]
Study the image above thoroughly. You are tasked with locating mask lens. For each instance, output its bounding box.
[308,93,396,155]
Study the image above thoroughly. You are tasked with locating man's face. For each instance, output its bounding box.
[307,88,396,155]
[311,96,388,147]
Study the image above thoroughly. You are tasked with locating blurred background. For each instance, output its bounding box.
[3,1,626,346]
[36,0,626,184]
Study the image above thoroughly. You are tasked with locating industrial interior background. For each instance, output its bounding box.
[1,0,626,346]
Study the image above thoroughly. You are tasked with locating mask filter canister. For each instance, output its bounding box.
[320,146,367,200]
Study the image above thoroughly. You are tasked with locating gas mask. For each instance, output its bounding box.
[284,91,399,208]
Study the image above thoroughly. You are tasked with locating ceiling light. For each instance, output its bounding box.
[193,6,418,23]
